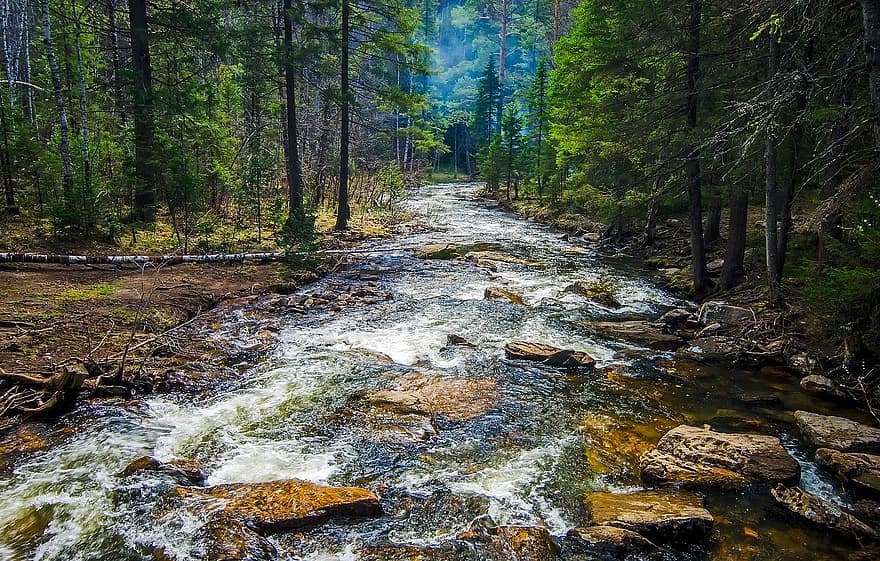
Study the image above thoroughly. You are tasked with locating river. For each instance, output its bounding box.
[0,183,866,560]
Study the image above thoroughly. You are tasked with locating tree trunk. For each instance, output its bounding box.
[720,188,749,290]
[128,0,157,222]
[283,0,303,217]
[108,0,126,126]
[704,194,722,247]
[685,0,708,294]
[765,17,781,298]
[499,0,508,83]
[863,0,880,148]
[73,0,91,232]
[40,0,74,203]
[335,0,351,230]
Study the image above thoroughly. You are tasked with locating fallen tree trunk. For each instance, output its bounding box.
[0,252,286,265]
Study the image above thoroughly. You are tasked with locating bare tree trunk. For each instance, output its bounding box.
[863,0,880,148]
[107,0,126,126]
[704,194,722,247]
[765,17,781,298]
[685,0,708,294]
[335,0,350,230]
[73,0,91,231]
[499,0,508,82]
[128,0,157,221]
[40,0,74,202]
[720,188,749,290]
[283,0,303,217]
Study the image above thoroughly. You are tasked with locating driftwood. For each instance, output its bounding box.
[0,363,91,417]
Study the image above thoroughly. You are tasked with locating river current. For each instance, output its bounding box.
[0,183,866,560]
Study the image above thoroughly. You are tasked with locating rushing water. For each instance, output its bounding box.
[0,183,869,561]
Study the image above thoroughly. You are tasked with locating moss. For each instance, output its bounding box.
[58,281,124,302]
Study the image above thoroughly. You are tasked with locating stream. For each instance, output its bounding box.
[0,183,868,560]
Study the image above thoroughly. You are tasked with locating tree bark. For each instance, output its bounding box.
[283,0,303,217]
[765,17,781,297]
[720,188,749,290]
[685,0,708,294]
[73,0,91,231]
[863,0,880,148]
[704,194,722,247]
[128,0,157,221]
[40,0,74,202]
[335,0,351,230]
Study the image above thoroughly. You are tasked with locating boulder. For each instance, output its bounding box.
[444,334,476,348]
[675,336,738,362]
[659,308,693,325]
[358,545,461,561]
[505,341,595,368]
[583,490,714,542]
[121,456,207,485]
[794,411,880,452]
[484,287,526,306]
[698,302,754,326]
[566,526,657,558]
[563,281,622,308]
[815,448,880,494]
[787,352,819,377]
[800,375,849,401]
[199,517,278,561]
[459,525,557,561]
[852,500,880,527]
[465,251,542,268]
[166,479,382,533]
[393,375,498,422]
[574,321,683,351]
[580,415,677,479]
[706,259,725,273]
[771,485,878,541]
[415,243,464,260]
[639,425,800,489]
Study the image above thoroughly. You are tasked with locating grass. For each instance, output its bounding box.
[58,281,124,302]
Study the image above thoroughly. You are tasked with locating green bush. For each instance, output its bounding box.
[803,266,880,344]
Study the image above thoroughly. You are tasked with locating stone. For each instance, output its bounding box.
[445,334,476,348]
[639,425,800,489]
[505,341,595,368]
[659,308,693,325]
[121,456,207,485]
[794,411,880,452]
[580,414,677,479]
[566,526,657,557]
[465,251,542,268]
[199,517,278,561]
[852,500,880,527]
[583,490,714,542]
[675,336,738,362]
[358,545,462,561]
[800,375,849,401]
[771,485,878,541]
[574,321,683,351]
[484,287,526,306]
[415,243,464,260]
[563,281,622,308]
[459,525,557,561]
[698,302,754,326]
[167,479,382,533]
[394,375,498,422]
[815,448,880,494]
[787,352,819,377]
[706,258,725,273]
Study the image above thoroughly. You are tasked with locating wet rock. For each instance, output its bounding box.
[505,341,595,368]
[815,448,880,494]
[675,336,738,362]
[459,525,557,561]
[852,500,880,526]
[121,456,207,485]
[199,517,278,561]
[358,544,464,561]
[0,505,52,552]
[167,479,382,533]
[771,485,878,541]
[800,375,849,401]
[394,375,498,421]
[574,321,682,351]
[787,352,819,377]
[563,281,622,308]
[659,308,693,326]
[445,334,476,348]
[583,490,714,542]
[566,526,657,558]
[415,243,465,260]
[484,287,526,306]
[639,425,800,489]
[465,251,542,268]
[698,302,754,326]
[794,411,880,452]
[579,414,677,479]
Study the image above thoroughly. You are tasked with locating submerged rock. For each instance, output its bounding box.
[563,281,622,308]
[465,250,542,268]
[575,320,683,351]
[771,485,878,540]
[415,243,465,260]
[815,448,880,494]
[800,375,849,401]
[579,414,677,479]
[484,287,526,306]
[459,525,557,561]
[358,544,465,561]
[166,479,382,533]
[566,526,657,558]
[505,341,595,368]
[199,517,278,561]
[794,411,880,452]
[639,425,800,489]
[583,490,714,542]
[121,456,207,485]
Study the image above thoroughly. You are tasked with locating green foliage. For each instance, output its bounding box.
[281,206,318,261]
[803,267,880,340]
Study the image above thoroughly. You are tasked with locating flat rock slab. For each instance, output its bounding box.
[566,526,657,557]
[465,251,542,268]
[167,479,382,533]
[816,448,880,494]
[575,321,682,351]
[795,411,880,452]
[198,517,278,561]
[639,425,800,489]
[485,287,526,306]
[580,414,677,479]
[505,341,595,368]
[698,302,754,326]
[563,282,622,309]
[583,490,714,542]
[771,485,878,541]
[459,525,557,561]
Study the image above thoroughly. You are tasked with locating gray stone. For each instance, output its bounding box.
[794,411,880,452]
[771,485,878,540]
[698,302,754,326]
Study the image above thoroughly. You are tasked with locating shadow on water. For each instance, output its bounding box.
[0,183,873,560]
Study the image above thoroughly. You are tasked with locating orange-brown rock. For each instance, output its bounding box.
[566,526,657,557]
[579,415,677,479]
[460,525,557,561]
[167,478,382,533]
[771,485,878,541]
[815,448,880,494]
[584,490,714,542]
[199,517,278,561]
[575,321,682,351]
[505,341,595,368]
[484,287,526,306]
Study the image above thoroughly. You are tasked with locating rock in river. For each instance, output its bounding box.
[167,478,382,533]
[566,526,658,558]
[815,448,880,494]
[639,425,800,489]
[800,375,849,401]
[771,484,878,541]
[583,490,714,542]
[198,517,278,561]
[120,456,207,485]
[575,320,683,351]
[459,525,557,561]
[697,301,754,326]
[794,411,880,452]
[484,287,526,305]
[505,341,595,368]
[675,336,739,362]
[563,281,622,308]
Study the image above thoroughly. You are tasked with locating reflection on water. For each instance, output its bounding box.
[0,183,867,560]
